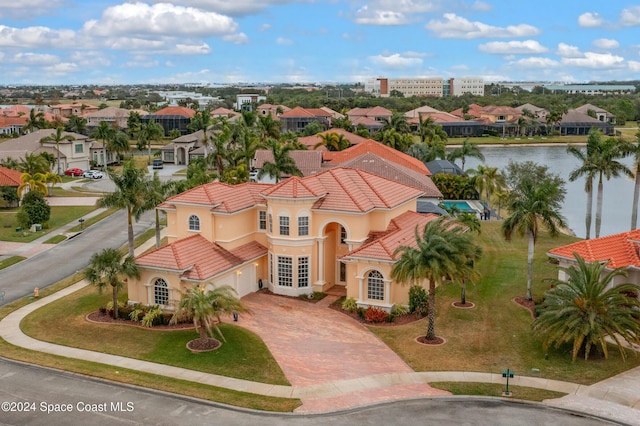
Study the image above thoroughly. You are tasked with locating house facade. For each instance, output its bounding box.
[128,168,437,311]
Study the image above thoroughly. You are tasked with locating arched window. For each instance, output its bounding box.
[367,270,384,301]
[154,278,169,305]
[188,214,200,231]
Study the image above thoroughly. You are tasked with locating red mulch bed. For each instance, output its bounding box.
[328,299,423,327]
[86,311,194,330]
[452,301,475,308]
[513,297,536,318]
[186,338,221,352]
[416,336,445,345]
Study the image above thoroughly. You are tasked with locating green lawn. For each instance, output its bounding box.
[0,206,96,242]
[20,286,289,386]
[430,382,566,402]
[370,221,640,385]
[0,256,26,270]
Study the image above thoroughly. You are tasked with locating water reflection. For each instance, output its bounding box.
[463,145,634,239]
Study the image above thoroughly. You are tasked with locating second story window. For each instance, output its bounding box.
[259,211,267,230]
[279,216,289,236]
[188,214,200,231]
[298,216,309,236]
[74,143,83,153]
[340,226,347,244]
[268,214,273,233]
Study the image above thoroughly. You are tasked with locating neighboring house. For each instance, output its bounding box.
[128,167,437,311]
[252,150,324,181]
[211,107,241,121]
[346,106,392,125]
[82,107,147,131]
[297,128,369,150]
[48,103,99,118]
[0,129,94,172]
[425,159,464,176]
[547,230,640,289]
[0,116,26,135]
[0,166,22,187]
[142,106,196,136]
[407,110,485,138]
[515,103,548,122]
[573,104,616,124]
[256,104,290,118]
[234,94,266,111]
[160,129,205,166]
[559,110,614,135]
[278,106,332,133]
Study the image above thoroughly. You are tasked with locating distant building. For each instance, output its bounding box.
[365,77,484,97]
[234,94,267,111]
[543,84,636,95]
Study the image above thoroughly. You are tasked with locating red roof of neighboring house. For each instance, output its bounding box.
[279,106,332,118]
[323,139,430,175]
[150,106,197,118]
[347,106,392,118]
[136,234,267,281]
[297,128,370,150]
[0,116,27,127]
[548,230,640,269]
[0,105,31,117]
[210,107,237,117]
[253,150,324,176]
[0,166,22,186]
[450,103,483,118]
[261,167,424,212]
[160,182,269,213]
[342,211,441,261]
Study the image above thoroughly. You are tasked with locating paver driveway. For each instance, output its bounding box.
[236,292,447,412]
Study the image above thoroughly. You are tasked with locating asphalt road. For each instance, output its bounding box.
[0,359,621,426]
[0,209,155,306]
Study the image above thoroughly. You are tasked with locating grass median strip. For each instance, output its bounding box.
[0,256,26,270]
[430,382,566,402]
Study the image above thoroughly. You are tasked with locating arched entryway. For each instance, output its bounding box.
[317,221,349,290]
[176,147,187,165]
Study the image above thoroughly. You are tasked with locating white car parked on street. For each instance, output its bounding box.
[83,170,104,179]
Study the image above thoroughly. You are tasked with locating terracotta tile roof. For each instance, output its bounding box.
[404,105,441,118]
[342,211,441,261]
[0,105,31,117]
[347,106,392,118]
[0,116,27,127]
[548,230,640,269]
[0,166,22,186]
[335,152,442,198]
[323,139,429,175]
[253,149,324,176]
[148,106,197,118]
[279,106,331,118]
[450,103,483,118]
[210,107,237,116]
[136,234,266,281]
[160,182,269,212]
[261,167,424,212]
[350,116,383,128]
[297,128,369,150]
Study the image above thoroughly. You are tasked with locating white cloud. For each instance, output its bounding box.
[425,13,539,39]
[259,24,272,32]
[561,52,625,69]
[147,0,310,17]
[369,53,423,68]
[354,0,447,25]
[592,38,619,49]
[512,57,559,68]
[628,61,640,72]
[10,52,59,65]
[556,43,582,58]
[471,1,492,11]
[479,40,547,54]
[223,33,249,44]
[276,37,294,45]
[44,62,78,74]
[355,6,409,26]
[620,6,640,26]
[172,43,212,55]
[82,3,238,37]
[578,12,603,28]
[0,0,66,19]
[0,25,77,49]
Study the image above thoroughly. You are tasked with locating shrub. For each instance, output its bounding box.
[409,285,429,316]
[356,307,366,319]
[365,307,389,323]
[141,305,164,327]
[341,297,358,312]
[18,191,50,228]
[390,304,408,319]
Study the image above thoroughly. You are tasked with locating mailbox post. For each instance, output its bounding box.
[502,368,514,396]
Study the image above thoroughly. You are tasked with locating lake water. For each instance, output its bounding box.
[463,145,635,239]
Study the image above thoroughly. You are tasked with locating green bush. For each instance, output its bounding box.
[19,191,50,228]
[409,285,429,316]
[356,307,366,319]
[141,306,164,327]
[341,297,358,312]
[390,304,409,318]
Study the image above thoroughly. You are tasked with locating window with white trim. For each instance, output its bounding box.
[188,214,200,231]
[279,216,289,236]
[74,143,84,153]
[298,257,309,287]
[277,256,293,287]
[339,262,346,282]
[268,253,273,284]
[259,210,267,230]
[153,278,169,305]
[298,216,309,236]
[340,226,347,244]
[367,270,384,301]
[268,214,273,233]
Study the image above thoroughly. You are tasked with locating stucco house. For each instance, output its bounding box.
[128,167,439,311]
[547,230,640,289]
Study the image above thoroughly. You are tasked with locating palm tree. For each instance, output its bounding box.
[567,128,600,239]
[170,285,248,342]
[17,172,48,198]
[381,112,410,134]
[66,115,87,135]
[42,171,62,196]
[533,254,640,361]
[469,165,505,217]
[39,127,75,175]
[392,218,481,341]
[93,121,116,164]
[23,109,46,133]
[85,248,140,319]
[98,158,151,258]
[626,132,640,230]
[447,139,485,172]
[591,137,632,238]
[145,172,175,248]
[19,153,50,175]
[257,138,302,183]
[257,114,281,142]
[108,131,132,163]
[138,119,164,165]
[502,178,567,301]
[313,132,350,151]
[188,111,213,157]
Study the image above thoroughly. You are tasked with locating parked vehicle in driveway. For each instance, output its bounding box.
[152,158,163,169]
[64,168,84,177]
[83,170,104,179]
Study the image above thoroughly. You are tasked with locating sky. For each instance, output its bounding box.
[1,1,640,85]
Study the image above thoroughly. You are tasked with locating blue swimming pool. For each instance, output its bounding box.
[440,201,478,213]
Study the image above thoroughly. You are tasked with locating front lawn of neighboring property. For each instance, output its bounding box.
[430,382,566,402]
[370,221,640,385]
[20,286,289,386]
[0,206,96,242]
